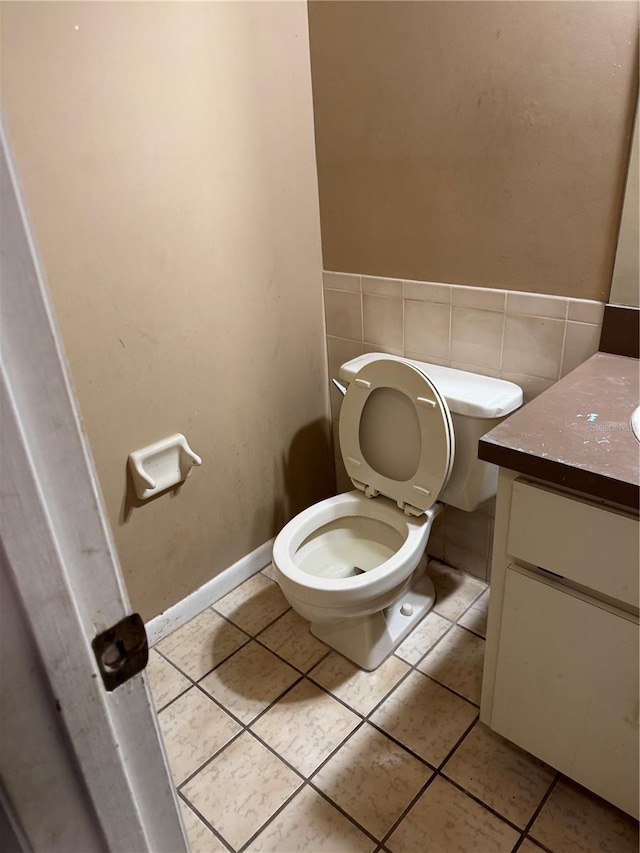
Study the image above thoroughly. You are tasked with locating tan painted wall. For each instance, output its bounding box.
[2,1,332,620]
[309,1,639,300]
[611,107,640,307]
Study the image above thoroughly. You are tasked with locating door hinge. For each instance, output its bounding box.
[92,613,148,692]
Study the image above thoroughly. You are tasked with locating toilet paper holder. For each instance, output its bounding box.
[128,433,202,500]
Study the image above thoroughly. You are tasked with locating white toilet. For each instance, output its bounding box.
[273,353,522,670]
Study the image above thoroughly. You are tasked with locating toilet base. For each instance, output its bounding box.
[310,565,436,671]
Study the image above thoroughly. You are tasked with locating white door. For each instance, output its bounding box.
[0,120,188,852]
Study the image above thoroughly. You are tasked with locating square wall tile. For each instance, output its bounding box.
[313,723,433,840]
[157,608,248,681]
[370,670,477,766]
[326,336,364,419]
[500,371,555,404]
[450,307,504,369]
[182,732,302,851]
[449,361,501,378]
[387,776,519,853]
[158,688,241,784]
[199,641,299,724]
[248,784,376,853]
[502,314,565,380]
[403,280,452,303]
[362,275,402,297]
[506,291,568,319]
[404,300,450,359]
[452,285,506,312]
[323,271,360,292]
[567,298,605,324]
[363,294,403,348]
[364,342,404,356]
[561,321,600,377]
[444,722,555,829]
[324,290,362,340]
[443,541,488,581]
[444,507,491,557]
[251,679,360,777]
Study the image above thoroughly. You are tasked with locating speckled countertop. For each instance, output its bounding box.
[479,352,640,510]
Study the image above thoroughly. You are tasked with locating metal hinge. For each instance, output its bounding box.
[92,613,148,692]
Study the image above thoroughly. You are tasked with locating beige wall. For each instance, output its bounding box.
[309,1,639,301]
[2,1,332,620]
[611,107,640,308]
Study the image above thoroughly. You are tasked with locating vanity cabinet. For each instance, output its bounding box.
[481,469,639,819]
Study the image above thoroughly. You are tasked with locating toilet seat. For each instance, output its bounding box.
[339,358,454,515]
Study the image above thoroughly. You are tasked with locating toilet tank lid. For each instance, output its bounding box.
[339,354,523,418]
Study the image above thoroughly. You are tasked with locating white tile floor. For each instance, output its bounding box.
[148,560,639,853]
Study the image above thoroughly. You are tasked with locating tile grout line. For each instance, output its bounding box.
[376,713,480,849]
[159,566,532,851]
[516,770,562,852]
[177,789,234,853]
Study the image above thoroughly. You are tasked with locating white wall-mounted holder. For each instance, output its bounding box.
[128,434,202,501]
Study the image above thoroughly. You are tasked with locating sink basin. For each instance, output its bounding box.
[632,406,640,442]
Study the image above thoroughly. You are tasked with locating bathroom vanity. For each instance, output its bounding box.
[478,352,640,819]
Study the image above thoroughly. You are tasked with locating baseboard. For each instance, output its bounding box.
[145,538,275,646]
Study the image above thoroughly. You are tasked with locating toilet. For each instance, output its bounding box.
[273,353,522,670]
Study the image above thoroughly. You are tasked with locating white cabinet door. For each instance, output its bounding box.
[490,566,639,818]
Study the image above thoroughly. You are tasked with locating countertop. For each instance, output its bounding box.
[479,352,640,510]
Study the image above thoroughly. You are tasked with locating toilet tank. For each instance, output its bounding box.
[338,354,523,512]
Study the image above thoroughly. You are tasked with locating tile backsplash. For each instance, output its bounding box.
[323,271,604,581]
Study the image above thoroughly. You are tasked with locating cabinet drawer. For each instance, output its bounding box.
[490,566,639,818]
[508,479,639,608]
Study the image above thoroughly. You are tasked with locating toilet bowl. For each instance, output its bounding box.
[273,353,522,670]
[273,489,442,623]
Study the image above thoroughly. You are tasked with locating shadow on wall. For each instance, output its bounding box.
[120,463,186,524]
[280,417,336,524]
[119,417,335,532]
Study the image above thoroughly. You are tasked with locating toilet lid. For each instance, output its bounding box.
[339,358,454,515]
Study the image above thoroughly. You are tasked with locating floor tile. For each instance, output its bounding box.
[157,608,248,680]
[251,679,360,776]
[182,732,302,851]
[199,641,300,724]
[387,776,519,853]
[158,687,241,784]
[529,777,639,853]
[427,560,487,620]
[214,574,290,636]
[310,651,410,716]
[394,611,452,665]
[261,562,278,581]
[179,799,228,853]
[518,840,547,853]
[257,609,329,672]
[313,723,433,840]
[458,589,490,638]
[146,649,190,710]
[247,784,376,852]
[417,624,485,704]
[443,722,555,828]
[370,670,477,766]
